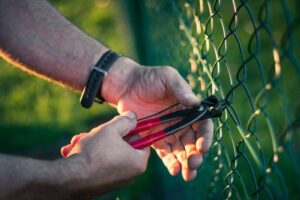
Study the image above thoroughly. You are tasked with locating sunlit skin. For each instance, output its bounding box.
[63,112,150,198]
[116,67,214,181]
[63,59,214,181]
[0,0,214,197]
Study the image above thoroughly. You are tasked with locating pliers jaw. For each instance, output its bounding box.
[197,95,222,119]
[164,95,222,136]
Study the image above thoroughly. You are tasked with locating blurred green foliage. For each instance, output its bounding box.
[0,0,129,153]
[0,0,299,199]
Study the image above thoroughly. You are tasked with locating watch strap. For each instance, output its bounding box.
[80,50,120,108]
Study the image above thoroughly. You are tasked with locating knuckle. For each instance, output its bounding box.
[161,66,178,75]
[90,126,97,132]
[178,151,187,163]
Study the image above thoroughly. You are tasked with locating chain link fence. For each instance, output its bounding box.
[123,0,300,199]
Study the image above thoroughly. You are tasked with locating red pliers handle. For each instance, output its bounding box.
[123,95,222,149]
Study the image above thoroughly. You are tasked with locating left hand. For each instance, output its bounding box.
[60,112,150,198]
[101,57,214,181]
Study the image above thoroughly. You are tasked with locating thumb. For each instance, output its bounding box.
[108,111,137,137]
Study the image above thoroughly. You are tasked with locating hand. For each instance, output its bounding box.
[60,112,150,198]
[102,58,214,181]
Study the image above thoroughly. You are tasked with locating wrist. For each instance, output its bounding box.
[59,154,111,199]
[56,156,90,199]
[18,158,80,199]
[80,50,120,108]
[48,158,78,198]
[77,46,109,93]
[100,56,143,106]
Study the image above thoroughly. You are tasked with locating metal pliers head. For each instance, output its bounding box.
[197,95,222,119]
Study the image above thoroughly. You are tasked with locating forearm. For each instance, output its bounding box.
[0,0,142,105]
[0,0,107,92]
[0,154,78,199]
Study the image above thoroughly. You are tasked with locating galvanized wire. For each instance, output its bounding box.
[138,0,300,199]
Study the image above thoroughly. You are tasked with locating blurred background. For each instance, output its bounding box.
[0,0,299,199]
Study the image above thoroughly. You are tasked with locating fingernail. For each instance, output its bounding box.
[122,111,136,119]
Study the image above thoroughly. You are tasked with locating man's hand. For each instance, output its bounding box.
[102,58,214,181]
[61,112,150,198]
[0,0,212,183]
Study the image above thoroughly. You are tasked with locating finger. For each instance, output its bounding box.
[106,111,137,137]
[61,144,73,158]
[155,145,181,176]
[61,133,89,158]
[192,119,214,154]
[163,66,200,107]
[71,133,88,146]
[172,139,196,181]
[172,139,187,167]
[60,133,87,158]
[184,170,197,182]
[181,128,203,170]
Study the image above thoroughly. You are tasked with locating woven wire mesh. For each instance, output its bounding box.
[132,0,300,199]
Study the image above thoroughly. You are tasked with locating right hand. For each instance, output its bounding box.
[101,59,213,181]
[60,111,150,199]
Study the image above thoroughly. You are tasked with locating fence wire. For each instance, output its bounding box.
[133,0,300,199]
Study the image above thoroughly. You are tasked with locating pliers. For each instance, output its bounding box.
[123,95,222,149]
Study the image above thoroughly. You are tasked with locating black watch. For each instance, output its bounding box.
[80,50,120,108]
